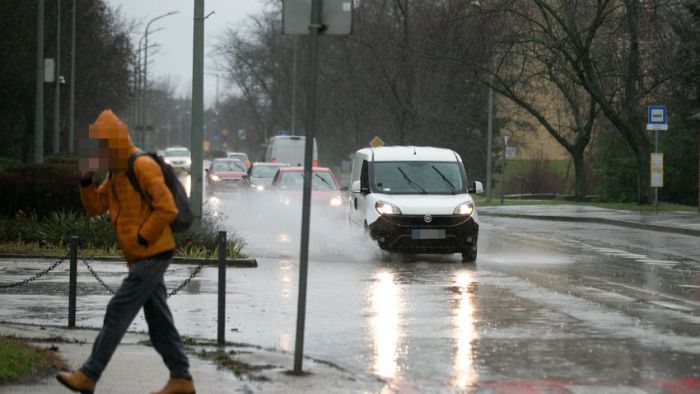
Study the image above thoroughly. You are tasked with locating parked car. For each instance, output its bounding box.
[206,158,248,193]
[265,135,317,167]
[349,146,483,263]
[163,147,191,173]
[244,162,289,192]
[227,151,251,168]
[270,166,345,218]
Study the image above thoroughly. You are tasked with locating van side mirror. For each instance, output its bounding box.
[339,185,349,192]
[351,180,368,194]
[469,181,484,194]
[204,168,209,173]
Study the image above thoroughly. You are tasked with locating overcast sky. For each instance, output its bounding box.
[105,0,268,108]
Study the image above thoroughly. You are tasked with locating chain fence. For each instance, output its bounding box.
[79,252,210,299]
[0,257,66,289]
[0,250,211,299]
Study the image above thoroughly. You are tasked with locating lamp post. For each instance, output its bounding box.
[35,0,45,163]
[68,0,76,153]
[141,10,179,149]
[191,0,205,229]
[53,0,61,154]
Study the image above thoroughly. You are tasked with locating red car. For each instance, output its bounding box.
[270,167,346,215]
[206,158,248,192]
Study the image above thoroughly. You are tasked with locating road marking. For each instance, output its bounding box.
[647,300,694,312]
[565,385,647,394]
[581,276,700,308]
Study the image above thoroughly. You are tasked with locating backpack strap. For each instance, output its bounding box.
[127,150,153,207]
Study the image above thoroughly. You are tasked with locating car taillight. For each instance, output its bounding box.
[271,159,276,164]
[245,161,251,167]
[312,160,318,167]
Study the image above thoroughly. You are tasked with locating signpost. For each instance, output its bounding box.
[283,0,352,375]
[646,105,668,212]
[369,136,384,148]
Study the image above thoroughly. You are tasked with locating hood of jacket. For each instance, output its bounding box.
[88,109,137,171]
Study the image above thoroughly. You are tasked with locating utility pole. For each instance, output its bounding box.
[68,0,76,153]
[291,36,298,135]
[293,0,322,375]
[53,0,61,154]
[190,0,205,229]
[486,85,493,201]
[35,0,45,163]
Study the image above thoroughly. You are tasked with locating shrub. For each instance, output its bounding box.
[0,157,82,217]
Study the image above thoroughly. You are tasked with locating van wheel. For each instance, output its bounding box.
[461,248,477,264]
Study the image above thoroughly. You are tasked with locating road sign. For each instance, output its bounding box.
[646,106,668,131]
[238,129,246,140]
[369,136,384,148]
[650,153,663,188]
[283,0,353,35]
[505,147,516,159]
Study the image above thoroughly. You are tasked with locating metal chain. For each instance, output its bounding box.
[0,258,65,289]
[167,258,207,298]
[79,252,211,298]
[81,257,117,295]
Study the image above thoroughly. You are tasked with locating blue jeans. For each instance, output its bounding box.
[81,254,191,381]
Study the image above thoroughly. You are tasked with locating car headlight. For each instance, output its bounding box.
[330,196,343,207]
[164,158,172,164]
[375,201,401,215]
[252,184,265,191]
[186,159,192,165]
[454,202,475,216]
[211,174,221,182]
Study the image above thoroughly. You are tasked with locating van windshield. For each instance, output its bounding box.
[372,161,464,194]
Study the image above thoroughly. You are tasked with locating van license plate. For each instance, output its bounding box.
[411,229,446,240]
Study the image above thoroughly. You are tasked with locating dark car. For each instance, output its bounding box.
[206,158,248,193]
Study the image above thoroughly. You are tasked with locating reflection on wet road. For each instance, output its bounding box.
[2,193,700,391]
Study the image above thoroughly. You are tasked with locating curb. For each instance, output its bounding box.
[480,212,700,238]
[0,254,258,268]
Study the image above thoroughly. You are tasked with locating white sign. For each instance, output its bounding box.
[505,147,516,159]
[646,123,668,131]
[44,58,55,83]
[237,129,246,140]
[650,153,663,188]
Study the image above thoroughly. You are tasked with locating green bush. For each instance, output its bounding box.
[0,157,82,217]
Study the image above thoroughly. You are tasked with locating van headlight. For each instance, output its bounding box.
[376,201,402,215]
[210,174,221,182]
[454,202,475,216]
[186,159,192,165]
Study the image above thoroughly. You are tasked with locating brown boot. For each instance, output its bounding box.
[56,370,96,394]
[150,378,196,394]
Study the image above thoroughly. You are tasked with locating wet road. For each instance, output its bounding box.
[2,192,699,392]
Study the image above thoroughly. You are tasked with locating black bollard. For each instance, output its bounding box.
[68,236,78,328]
[217,231,226,346]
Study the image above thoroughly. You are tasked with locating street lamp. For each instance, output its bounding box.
[140,10,179,149]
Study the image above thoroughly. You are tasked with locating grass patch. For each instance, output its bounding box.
[474,196,697,212]
[0,336,66,384]
[198,349,273,381]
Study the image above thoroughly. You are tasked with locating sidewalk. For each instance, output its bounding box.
[0,323,384,394]
[478,204,700,237]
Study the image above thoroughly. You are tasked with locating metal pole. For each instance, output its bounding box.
[486,85,493,201]
[191,0,205,229]
[217,231,226,346]
[68,236,78,328]
[293,0,322,375]
[143,30,149,149]
[68,0,75,154]
[35,0,45,164]
[291,36,298,136]
[501,138,507,205]
[53,0,61,154]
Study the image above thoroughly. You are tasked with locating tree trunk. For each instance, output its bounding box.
[572,151,586,201]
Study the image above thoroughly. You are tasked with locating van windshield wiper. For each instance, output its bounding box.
[397,167,427,194]
[432,165,456,194]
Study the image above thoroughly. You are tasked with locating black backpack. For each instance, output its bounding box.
[126,150,193,233]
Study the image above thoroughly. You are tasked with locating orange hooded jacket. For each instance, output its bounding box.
[80,110,178,265]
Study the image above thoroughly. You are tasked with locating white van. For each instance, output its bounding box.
[265,136,318,166]
[349,146,483,262]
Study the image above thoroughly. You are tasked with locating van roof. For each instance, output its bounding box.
[357,146,461,162]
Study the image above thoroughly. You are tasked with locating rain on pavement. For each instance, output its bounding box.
[1,182,699,392]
